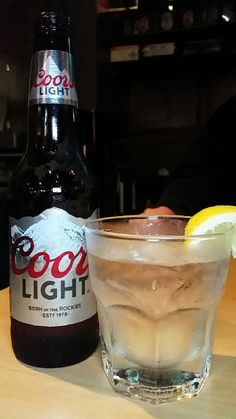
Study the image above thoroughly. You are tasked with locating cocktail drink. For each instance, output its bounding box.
[85,216,231,404]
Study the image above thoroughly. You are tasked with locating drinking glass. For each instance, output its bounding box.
[85,216,231,404]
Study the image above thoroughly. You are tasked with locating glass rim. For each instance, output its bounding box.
[85,215,228,241]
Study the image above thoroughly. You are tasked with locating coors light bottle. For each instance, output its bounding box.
[9,11,99,367]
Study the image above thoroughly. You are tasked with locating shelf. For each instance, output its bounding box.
[97,16,236,73]
[0,152,24,157]
[97,6,236,46]
[109,22,236,47]
[98,48,236,79]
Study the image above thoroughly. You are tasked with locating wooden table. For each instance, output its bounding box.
[1,259,236,419]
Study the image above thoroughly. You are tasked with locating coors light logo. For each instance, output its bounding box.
[10,208,97,327]
[29,50,78,106]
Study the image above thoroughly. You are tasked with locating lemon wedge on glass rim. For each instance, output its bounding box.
[185,205,236,257]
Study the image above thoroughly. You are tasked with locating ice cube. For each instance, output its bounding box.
[108,305,156,365]
[156,308,206,366]
[106,306,206,368]
[170,259,229,311]
[89,256,194,319]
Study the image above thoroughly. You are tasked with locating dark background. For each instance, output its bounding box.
[96,0,236,215]
[0,0,236,215]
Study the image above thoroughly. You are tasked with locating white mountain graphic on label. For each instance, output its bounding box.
[12,209,86,271]
[11,225,24,241]
[23,211,85,257]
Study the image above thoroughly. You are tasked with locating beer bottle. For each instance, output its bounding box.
[0,190,9,290]
[8,11,99,367]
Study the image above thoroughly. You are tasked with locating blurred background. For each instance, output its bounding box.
[0,0,236,215]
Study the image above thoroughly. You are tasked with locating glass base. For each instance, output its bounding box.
[102,349,211,404]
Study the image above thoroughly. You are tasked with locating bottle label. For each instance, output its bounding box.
[10,208,97,327]
[29,50,78,107]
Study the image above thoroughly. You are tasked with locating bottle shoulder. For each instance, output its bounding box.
[9,152,98,219]
[12,144,92,181]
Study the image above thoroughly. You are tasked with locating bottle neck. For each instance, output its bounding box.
[28,104,79,156]
[33,29,72,53]
[27,23,79,157]
[34,12,72,53]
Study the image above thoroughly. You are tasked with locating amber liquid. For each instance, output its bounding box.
[11,314,99,368]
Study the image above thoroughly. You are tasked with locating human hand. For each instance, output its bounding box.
[129,206,182,235]
[142,206,176,216]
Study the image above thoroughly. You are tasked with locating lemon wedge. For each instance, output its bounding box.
[185,205,236,257]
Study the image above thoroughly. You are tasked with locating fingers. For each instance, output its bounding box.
[142,206,176,216]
